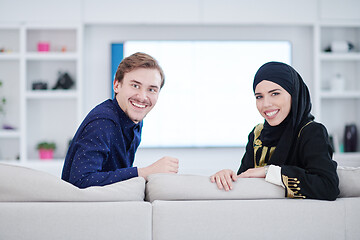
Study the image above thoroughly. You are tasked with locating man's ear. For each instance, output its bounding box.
[113,79,120,93]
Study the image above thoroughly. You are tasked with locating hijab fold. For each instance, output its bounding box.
[253,62,314,166]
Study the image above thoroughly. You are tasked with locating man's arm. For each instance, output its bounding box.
[67,119,138,188]
[137,156,179,180]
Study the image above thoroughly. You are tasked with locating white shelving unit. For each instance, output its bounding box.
[0,24,83,168]
[314,23,360,156]
[0,24,21,161]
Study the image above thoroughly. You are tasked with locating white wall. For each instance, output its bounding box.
[2,0,359,24]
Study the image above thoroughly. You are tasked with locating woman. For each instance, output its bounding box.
[210,61,339,200]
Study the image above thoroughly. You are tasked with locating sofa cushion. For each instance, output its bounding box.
[0,163,145,202]
[337,166,360,198]
[146,173,284,202]
[152,199,347,240]
[0,202,152,240]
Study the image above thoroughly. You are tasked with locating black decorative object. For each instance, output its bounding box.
[344,124,358,152]
[324,41,354,52]
[52,72,74,90]
[32,82,48,90]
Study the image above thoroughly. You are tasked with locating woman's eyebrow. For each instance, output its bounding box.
[268,89,281,93]
[255,88,281,95]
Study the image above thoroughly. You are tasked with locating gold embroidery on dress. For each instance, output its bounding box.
[282,175,306,199]
[269,147,275,160]
[297,121,313,138]
[253,124,263,168]
[253,124,275,168]
[259,146,268,167]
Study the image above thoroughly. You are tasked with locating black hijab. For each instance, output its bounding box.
[253,61,314,165]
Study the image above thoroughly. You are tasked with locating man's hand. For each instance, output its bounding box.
[237,167,266,178]
[210,169,237,191]
[138,156,179,180]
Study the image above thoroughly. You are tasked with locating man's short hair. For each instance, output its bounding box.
[115,52,165,89]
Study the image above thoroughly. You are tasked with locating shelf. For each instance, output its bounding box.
[27,158,65,162]
[0,130,20,138]
[320,52,360,61]
[0,52,20,60]
[320,91,360,99]
[0,159,21,163]
[316,24,360,153]
[26,90,78,99]
[2,159,64,164]
[25,52,78,60]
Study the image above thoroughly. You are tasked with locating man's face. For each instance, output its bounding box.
[114,68,162,123]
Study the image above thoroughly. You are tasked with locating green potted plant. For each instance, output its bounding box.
[37,141,56,160]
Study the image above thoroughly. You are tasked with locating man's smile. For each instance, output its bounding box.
[130,100,147,109]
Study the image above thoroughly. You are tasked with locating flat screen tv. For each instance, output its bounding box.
[112,41,291,147]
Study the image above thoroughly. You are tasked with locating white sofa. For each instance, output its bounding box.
[0,163,359,240]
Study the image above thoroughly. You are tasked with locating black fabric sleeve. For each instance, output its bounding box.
[237,128,256,175]
[281,122,339,200]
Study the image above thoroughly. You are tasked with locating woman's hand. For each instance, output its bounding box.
[238,167,266,178]
[210,169,237,191]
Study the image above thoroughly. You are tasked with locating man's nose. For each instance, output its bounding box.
[137,89,147,100]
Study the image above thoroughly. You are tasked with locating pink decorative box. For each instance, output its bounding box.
[37,42,50,52]
[39,149,54,160]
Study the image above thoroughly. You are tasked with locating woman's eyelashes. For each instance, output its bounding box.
[255,92,279,100]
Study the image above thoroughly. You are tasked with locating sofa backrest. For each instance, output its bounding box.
[1,163,359,202]
[146,166,360,202]
[146,174,284,202]
[0,163,145,202]
[337,166,360,198]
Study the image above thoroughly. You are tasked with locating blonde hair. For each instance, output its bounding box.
[115,52,165,88]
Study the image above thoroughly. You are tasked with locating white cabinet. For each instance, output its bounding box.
[0,24,82,167]
[0,25,21,161]
[315,23,360,155]
[23,25,83,162]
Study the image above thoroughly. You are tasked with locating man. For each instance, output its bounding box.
[62,52,179,188]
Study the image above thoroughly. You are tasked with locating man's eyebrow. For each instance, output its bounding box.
[131,80,159,89]
[149,85,159,89]
[130,80,142,85]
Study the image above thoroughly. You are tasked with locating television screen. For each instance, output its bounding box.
[112,41,291,147]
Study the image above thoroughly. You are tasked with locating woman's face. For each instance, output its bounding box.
[254,80,292,126]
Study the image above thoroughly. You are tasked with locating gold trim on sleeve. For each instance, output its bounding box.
[282,175,306,199]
